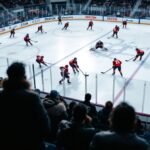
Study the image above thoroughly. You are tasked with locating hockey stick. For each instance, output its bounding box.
[102,47,108,51]
[125,56,135,62]
[78,67,89,76]
[31,40,38,43]
[101,67,112,74]
[89,47,95,51]
[107,36,112,39]
[45,62,53,66]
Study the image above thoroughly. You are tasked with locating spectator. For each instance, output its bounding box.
[90,102,149,150]
[67,101,77,120]
[98,101,113,130]
[0,77,4,88]
[43,90,68,142]
[57,103,96,150]
[135,116,145,135]
[0,62,51,150]
[82,93,98,127]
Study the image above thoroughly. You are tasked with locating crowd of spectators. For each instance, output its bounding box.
[1,0,46,8]
[1,61,150,150]
[91,0,135,8]
[0,0,150,28]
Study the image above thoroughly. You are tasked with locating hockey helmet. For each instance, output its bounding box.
[65,65,68,68]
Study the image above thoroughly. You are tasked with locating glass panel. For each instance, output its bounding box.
[97,74,114,106]
[125,79,144,112]
[143,81,150,114]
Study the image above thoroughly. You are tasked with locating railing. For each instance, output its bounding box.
[0,57,150,114]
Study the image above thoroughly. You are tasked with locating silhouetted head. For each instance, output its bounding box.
[84,93,92,102]
[109,102,136,133]
[49,90,60,99]
[72,104,88,123]
[7,62,26,81]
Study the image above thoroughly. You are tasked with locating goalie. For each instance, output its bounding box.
[96,40,104,49]
[90,40,107,51]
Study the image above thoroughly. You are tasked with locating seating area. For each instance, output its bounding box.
[0,0,46,8]
[91,0,135,7]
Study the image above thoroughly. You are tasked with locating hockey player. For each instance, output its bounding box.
[58,15,62,25]
[133,48,144,61]
[36,25,43,33]
[112,58,123,76]
[112,25,120,38]
[90,40,107,51]
[69,57,79,74]
[36,55,47,68]
[62,22,69,30]
[87,20,93,30]
[122,20,127,28]
[59,65,71,84]
[10,28,15,38]
[95,40,104,49]
[24,34,33,46]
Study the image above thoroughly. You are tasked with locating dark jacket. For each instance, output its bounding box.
[57,121,96,150]
[90,131,149,150]
[0,79,51,150]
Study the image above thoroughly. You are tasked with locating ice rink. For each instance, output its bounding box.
[0,20,150,114]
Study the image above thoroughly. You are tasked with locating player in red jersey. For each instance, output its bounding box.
[112,58,123,76]
[62,22,69,30]
[10,28,15,38]
[59,65,71,84]
[36,55,47,68]
[69,57,79,74]
[36,25,43,33]
[87,20,93,30]
[122,20,127,28]
[24,34,33,46]
[133,48,145,61]
[112,25,120,38]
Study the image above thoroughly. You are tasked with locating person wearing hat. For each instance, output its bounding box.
[43,90,68,141]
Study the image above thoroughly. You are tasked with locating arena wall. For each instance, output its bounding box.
[0,15,150,35]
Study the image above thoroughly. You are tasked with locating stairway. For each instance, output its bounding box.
[130,0,142,17]
[81,0,92,14]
